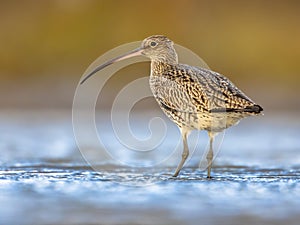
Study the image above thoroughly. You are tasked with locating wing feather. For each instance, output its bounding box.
[150,64,263,114]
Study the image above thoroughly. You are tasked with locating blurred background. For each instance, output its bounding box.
[1,1,300,224]
[0,0,299,111]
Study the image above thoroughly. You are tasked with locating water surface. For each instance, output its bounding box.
[0,110,299,225]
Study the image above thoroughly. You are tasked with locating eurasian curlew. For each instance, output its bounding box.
[80,35,263,178]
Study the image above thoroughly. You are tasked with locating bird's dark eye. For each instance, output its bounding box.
[150,41,157,47]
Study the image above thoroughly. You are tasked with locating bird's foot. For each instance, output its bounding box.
[172,172,179,178]
[172,168,181,177]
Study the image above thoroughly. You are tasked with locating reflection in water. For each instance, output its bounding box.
[0,110,300,224]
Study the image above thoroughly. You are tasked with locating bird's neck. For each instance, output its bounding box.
[150,61,173,76]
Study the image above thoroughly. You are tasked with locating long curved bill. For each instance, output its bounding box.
[80,47,143,85]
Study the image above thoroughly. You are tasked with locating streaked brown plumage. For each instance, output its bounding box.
[81,35,263,178]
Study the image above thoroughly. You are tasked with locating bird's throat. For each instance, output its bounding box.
[150,61,173,76]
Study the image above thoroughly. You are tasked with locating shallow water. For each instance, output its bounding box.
[1,110,300,225]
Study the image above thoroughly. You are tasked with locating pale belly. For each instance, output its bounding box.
[159,106,243,132]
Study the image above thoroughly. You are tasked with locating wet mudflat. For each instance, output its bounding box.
[0,110,299,225]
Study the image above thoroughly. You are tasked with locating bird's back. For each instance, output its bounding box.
[150,62,263,131]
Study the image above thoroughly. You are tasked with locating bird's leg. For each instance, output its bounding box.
[206,132,215,179]
[173,129,190,177]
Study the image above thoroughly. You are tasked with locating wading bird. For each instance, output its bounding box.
[80,35,263,178]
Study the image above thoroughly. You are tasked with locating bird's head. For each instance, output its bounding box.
[80,35,178,84]
[140,35,178,63]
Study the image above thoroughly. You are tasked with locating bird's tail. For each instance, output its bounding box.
[243,104,263,114]
[209,104,263,114]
